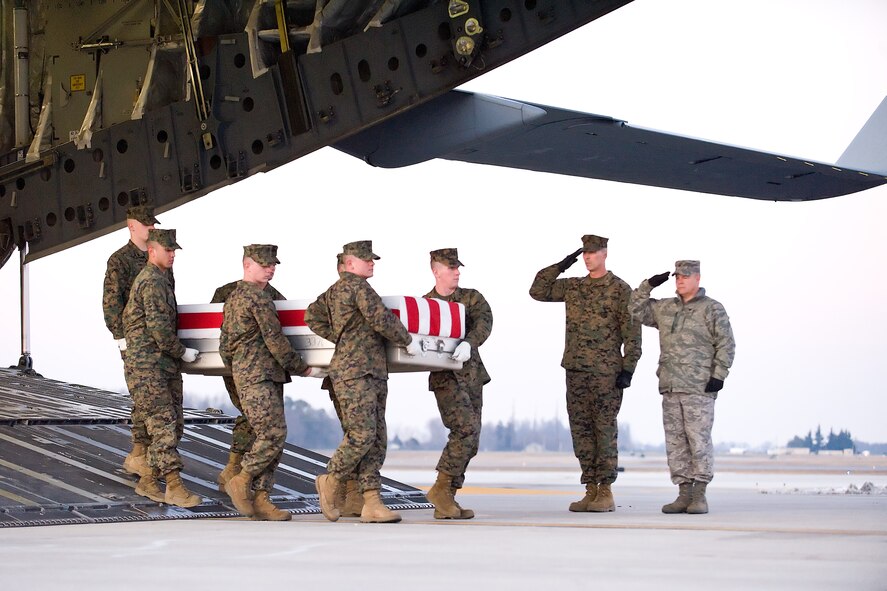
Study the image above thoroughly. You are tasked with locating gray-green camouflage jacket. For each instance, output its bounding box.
[219,281,306,385]
[629,281,735,398]
[530,265,641,375]
[304,272,411,381]
[425,286,492,388]
[123,263,185,374]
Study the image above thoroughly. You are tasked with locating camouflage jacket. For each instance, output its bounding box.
[211,280,285,304]
[304,272,410,381]
[425,287,493,388]
[530,265,641,374]
[103,241,175,339]
[123,263,185,374]
[629,281,735,398]
[219,281,306,385]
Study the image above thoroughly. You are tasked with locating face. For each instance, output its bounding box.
[148,243,175,270]
[129,219,154,244]
[583,248,607,274]
[432,262,460,291]
[347,255,374,278]
[675,273,701,299]
[245,258,276,283]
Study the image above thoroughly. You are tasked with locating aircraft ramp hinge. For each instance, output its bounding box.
[374,82,401,108]
[181,163,201,193]
[227,151,246,178]
[19,218,41,243]
[75,204,95,230]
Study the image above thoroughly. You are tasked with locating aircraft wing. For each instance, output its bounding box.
[333,91,887,201]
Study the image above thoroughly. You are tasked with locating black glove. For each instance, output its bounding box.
[648,272,670,288]
[705,377,724,393]
[556,248,583,273]
[615,370,633,389]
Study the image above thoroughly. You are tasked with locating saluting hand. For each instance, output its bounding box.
[556,248,583,273]
[648,272,670,288]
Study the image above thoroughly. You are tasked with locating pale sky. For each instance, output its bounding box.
[1,0,885,447]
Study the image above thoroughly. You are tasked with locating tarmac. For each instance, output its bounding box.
[1,451,885,590]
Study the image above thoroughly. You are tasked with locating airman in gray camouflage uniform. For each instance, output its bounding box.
[629,260,735,514]
[424,248,492,520]
[103,206,173,478]
[219,244,324,521]
[530,235,641,513]
[123,228,202,508]
[305,240,421,523]
[211,276,285,494]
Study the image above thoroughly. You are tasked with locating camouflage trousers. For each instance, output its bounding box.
[121,353,148,446]
[565,370,624,485]
[125,367,184,475]
[328,376,388,492]
[236,380,287,492]
[432,373,483,489]
[321,377,358,481]
[222,375,254,455]
[662,392,715,484]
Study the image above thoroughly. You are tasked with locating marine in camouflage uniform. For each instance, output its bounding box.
[629,260,735,514]
[211,277,285,493]
[123,228,201,507]
[424,248,492,520]
[530,235,641,512]
[219,244,320,521]
[305,240,418,523]
[102,206,174,477]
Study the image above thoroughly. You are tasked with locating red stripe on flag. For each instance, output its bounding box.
[278,309,307,327]
[404,297,420,333]
[428,298,441,336]
[448,301,462,338]
[178,312,223,330]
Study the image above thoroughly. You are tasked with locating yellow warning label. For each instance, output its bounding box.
[70,75,86,92]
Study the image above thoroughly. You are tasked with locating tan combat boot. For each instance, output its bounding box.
[225,470,255,517]
[216,452,243,492]
[451,487,474,519]
[687,481,709,514]
[360,489,402,523]
[662,482,693,514]
[253,490,292,521]
[341,480,364,517]
[568,483,598,512]
[427,472,461,519]
[123,443,152,478]
[135,474,165,503]
[315,473,340,522]
[164,470,202,508]
[587,482,616,512]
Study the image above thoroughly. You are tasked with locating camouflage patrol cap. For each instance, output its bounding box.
[147,228,181,249]
[672,260,701,276]
[243,244,280,265]
[581,234,609,252]
[430,248,464,267]
[336,253,344,265]
[126,205,159,225]
[342,240,380,261]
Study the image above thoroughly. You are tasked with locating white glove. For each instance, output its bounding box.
[404,335,423,356]
[181,348,200,363]
[451,341,471,362]
[304,367,328,379]
[116,338,127,352]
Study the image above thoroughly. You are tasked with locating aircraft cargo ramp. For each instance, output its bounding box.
[0,368,430,527]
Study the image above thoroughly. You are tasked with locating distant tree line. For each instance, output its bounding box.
[187,394,650,453]
[787,425,855,452]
